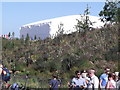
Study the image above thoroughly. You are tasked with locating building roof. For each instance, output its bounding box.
[20,15,104,29]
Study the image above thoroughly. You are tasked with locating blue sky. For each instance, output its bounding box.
[1,2,105,38]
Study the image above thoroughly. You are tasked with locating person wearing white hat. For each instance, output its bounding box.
[87,68,99,90]
[114,72,119,81]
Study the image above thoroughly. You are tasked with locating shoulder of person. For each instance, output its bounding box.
[50,79,54,82]
[93,75,99,81]
[72,77,77,81]
[111,80,116,84]
[117,80,120,83]
[80,77,86,81]
[100,73,105,77]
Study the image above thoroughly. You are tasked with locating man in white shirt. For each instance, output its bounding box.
[87,69,99,90]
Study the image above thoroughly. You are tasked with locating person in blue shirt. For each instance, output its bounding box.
[71,70,87,89]
[49,74,60,90]
[99,68,110,89]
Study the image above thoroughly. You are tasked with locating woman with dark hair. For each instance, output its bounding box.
[106,73,116,90]
[117,72,120,89]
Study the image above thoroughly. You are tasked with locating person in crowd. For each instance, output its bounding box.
[81,70,90,86]
[71,70,87,89]
[67,75,75,89]
[1,65,12,88]
[99,67,110,89]
[81,70,87,79]
[0,64,3,74]
[0,64,3,89]
[116,72,120,90]
[49,74,60,90]
[106,73,116,90]
[114,72,119,82]
[87,68,99,90]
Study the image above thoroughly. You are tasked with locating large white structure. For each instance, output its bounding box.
[20,15,105,40]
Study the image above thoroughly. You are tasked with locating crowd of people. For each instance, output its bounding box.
[68,68,120,90]
[49,68,120,90]
[0,63,120,90]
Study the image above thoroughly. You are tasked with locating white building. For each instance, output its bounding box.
[20,15,105,40]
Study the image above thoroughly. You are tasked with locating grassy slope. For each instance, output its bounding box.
[1,24,119,88]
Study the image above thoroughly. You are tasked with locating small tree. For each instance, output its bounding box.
[25,33,30,45]
[76,5,93,37]
[12,32,15,39]
[34,35,37,40]
[8,32,11,38]
[56,23,64,37]
[20,35,24,44]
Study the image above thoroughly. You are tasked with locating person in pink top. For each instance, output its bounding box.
[106,73,116,90]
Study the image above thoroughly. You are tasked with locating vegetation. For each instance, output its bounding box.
[1,0,119,88]
[76,4,93,34]
[99,0,120,23]
[1,23,119,88]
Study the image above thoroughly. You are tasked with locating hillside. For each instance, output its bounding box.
[1,23,120,88]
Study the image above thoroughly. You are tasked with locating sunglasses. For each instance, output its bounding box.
[77,74,80,75]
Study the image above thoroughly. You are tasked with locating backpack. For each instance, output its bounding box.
[3,68,10,76]
[11,83,19,90]
[2,68,11,81]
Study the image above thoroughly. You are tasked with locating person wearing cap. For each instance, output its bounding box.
[81,70,87,79]
[99,68,110,89]
[114,72,119,82]
[81,70,90,86]
[87,69,99,89]
[71,70,87,89]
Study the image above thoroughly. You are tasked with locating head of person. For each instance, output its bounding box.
[81,70,87,78]
[105,67,110,74]
[115,72,119,77]
[75,70,81,78]
[108,73,114,80]
[88,68,95,77]
[52,74,58,79]
[0,64,3,68]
